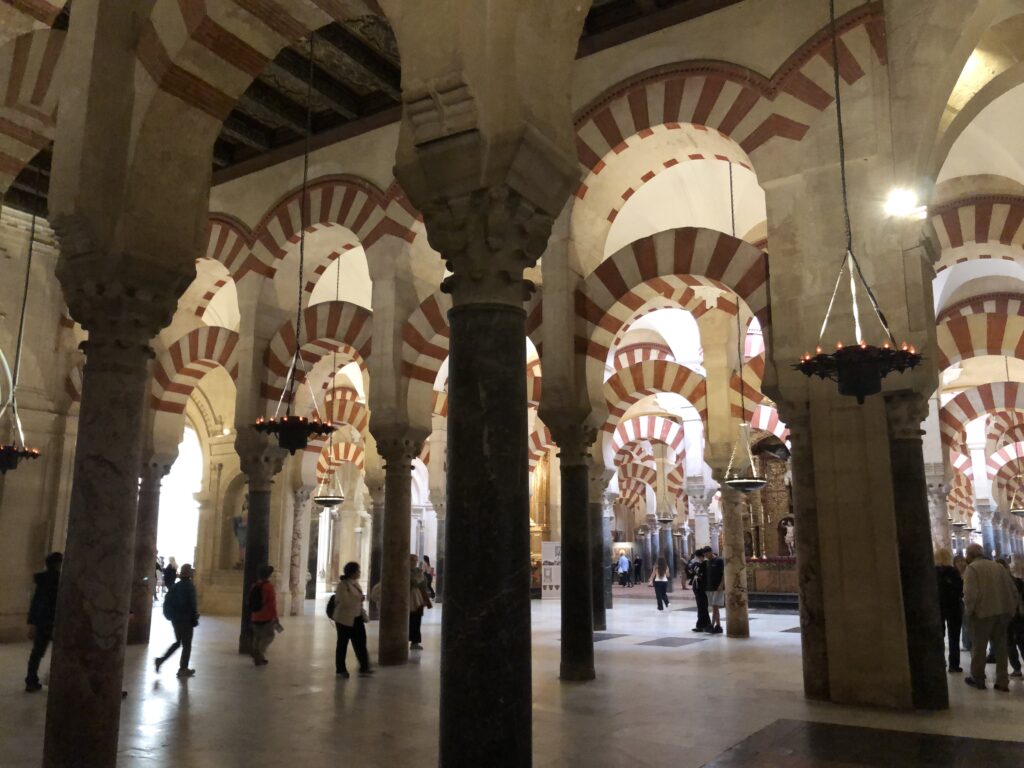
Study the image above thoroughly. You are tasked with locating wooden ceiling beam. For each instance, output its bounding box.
[222,112,273,152]
[318,23,401,101]
[271,48,361,120]
[239,79,308,134]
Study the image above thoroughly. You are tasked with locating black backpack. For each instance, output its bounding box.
[326,594,336,620]
[249,582,264,613]
[162,585,179,620]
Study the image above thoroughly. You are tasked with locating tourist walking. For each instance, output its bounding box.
[25,552,62,692]
[687,547,710,632]
[155,563,199,678]
[163,557,178,590]
[249,565,279,666]
[329,562,373,678]
[409,555,432,650]
[935,548,963,673]
[422,555,436,599]
[1006,560,1024,678]
[617,551,631,587]
[963,543,1019,691]
[704,549,725,635]
[651,556,671,610]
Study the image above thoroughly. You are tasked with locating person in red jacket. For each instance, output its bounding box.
[249,565,279,666]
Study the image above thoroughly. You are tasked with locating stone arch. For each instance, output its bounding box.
[750,404,789,443]
[150,326,239,414]
[0,28,67,192]
[617,462,657,495]
[929,195,1024,274]
[609,415,686,467]
[940,382,1024,447]
[936,312,1024,369]
[203,214,256,280]
[728,349,766,421]
[613,341,674,372]
[262,301,372,405]
[986,441,1024,479]
[528,419,553,473]
[402,289,451,421]
[602,360,707,433]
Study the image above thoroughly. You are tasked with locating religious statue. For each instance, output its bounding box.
[781,518,796,556]
[231,497,248,569]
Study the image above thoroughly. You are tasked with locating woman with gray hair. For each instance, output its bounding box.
[934,548,963,673]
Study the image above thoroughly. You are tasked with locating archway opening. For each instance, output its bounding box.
[156,427,203,575]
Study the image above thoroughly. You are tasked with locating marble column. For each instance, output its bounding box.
[377,433,422,665]
[549,421,595,680]
[784,405,829,701]
[925,478,951,553]
[885,393,948,710]
[709,520,722,554]
[430,491,446,602]
[720,487,750,638]
[657,522,675,592]
[601,491,615,610]
[586,467,611,629]
[749,490,766,558]
[288,488,311,616]
[236,444,284,655]
[45,265,186,767]
[127,460,172,645]
[366,477,384,620]
[977,502,996,557]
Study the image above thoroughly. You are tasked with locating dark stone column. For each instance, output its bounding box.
[589,491,606,630]
[367,480,384,621]
[658,523,675,593]
[720,487,749,638]
[376,435,422,665]
[783,404,830,701]
[237,446,283,655]
[601,491,615,610]
[886,392,949,710]
[432,496,446,602]
[127,460,171,645]
[43,330,151,767]
[549,421,595,680]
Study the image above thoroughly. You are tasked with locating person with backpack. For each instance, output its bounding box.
[249,565,279,666]
[155,563,199,678]
[650,555,671,610]
[327,561,373,678]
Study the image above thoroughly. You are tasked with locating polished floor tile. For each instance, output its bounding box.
[1,588,1021,767]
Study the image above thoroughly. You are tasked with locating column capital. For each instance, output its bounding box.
[975,500,995,522]
[429,490,446,520]
[139,455,174,486]
[548,418,596,468]
[588,464,614,497]
[236,430,286,492]
[293,487,311,506]
[601,489,617,518]
[373,425,428,470]
[885,391,928,441]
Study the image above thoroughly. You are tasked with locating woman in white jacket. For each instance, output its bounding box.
[331,562,373,678]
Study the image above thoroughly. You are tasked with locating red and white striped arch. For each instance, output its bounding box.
[402,291,451,422]
[610,415,686,463]
[528,420,553,472]
[939,383,1024,447]
[988,410,1024,450]
[947,472,974,520]
[203,214,253,280]
[929,196,1024,273]
[613,342,674,372]
[578,228,768,402]
[615,441,653,468]
[150,326,239,414]
[949,449,970,475]
[602,360,707,432]
[262,301,372,405]
[935,313,1024,370]
[527,358,543,409]
[618,462,657,489]
[573,2,884,174]
[987,442,1024,480]
[937,293,1024,324]
[728,351,765,421]
[313,441,366,482]
[0,29,66,193]
[667,465,686,499]
[750,404,789,443]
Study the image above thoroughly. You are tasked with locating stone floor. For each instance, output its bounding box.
[1,587,1022,767]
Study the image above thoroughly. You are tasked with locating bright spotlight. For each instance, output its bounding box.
[884,188,925,219]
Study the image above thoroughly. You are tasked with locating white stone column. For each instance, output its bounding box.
[288,487,311,616]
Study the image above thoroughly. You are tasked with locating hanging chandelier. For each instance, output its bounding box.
[793,0,922,403]
[313,470,345,508]
[1009,478,1024,517]
[0,185,42,473]
[723,163,766,494]
[253,32,335,455]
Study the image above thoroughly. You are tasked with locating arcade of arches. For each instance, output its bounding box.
[0,1,1023,766]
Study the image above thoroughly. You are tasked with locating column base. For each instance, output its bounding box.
[559,663,596,682]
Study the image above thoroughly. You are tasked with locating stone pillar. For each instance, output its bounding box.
[288,488,311,616]
[548,420,595,680]
[720,487,750,638]
[430,490,446,602]
[126,459,172,645]
[709,520,722,554]
[925,480,951,554]
[784,405,829,701]
[376,434,422,665]
[749,490,766,558]
[688,483,711,549]
[885,393,948,710]
[236,444,284,654]
[601,491,615,610]
[587,466,609,630]
[45,263,187,767]
[366,476,384,620]
[977,502,996,557]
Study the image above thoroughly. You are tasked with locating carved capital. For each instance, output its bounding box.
[588,464,614,498]
[374,426,427,472]
[139,458,173,490]
[885,391,928,441]
[601,490,617,518]
[236,428,286,492]
[293,487,311,507]
[547,418,596,468]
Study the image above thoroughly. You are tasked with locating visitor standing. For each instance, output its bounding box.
[963,543,1019,691]
[409,555,432,650]
[704,549,725,635]
[617,551,631,587]
[163,557,178,590]
[935,547,963,673]
[633,554,643,586]
[954,554,971,653]
[651,556,670,610]
[249,565,279,666]
[687,548,711,632]
[329,562,373,678]
[25,552,62,692]
[1005,560,1024,678]
[155,563,198,678]
[422,555,436,599]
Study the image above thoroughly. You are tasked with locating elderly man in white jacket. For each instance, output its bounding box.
[963,544,1021,691]
[330,562,374,678]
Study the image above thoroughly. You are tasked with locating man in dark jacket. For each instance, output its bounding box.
[704,549,725,634]
[155,563,199,678]
[25,552,62,692]
[687,547,711,632]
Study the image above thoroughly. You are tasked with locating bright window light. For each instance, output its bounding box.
[884,188,926,219]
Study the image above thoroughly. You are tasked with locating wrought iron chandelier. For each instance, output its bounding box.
[253,32,335,455]
[723,163,766,493]
[793,0,921,403]
[0,189,42,473]
[1009,478,1024,517]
